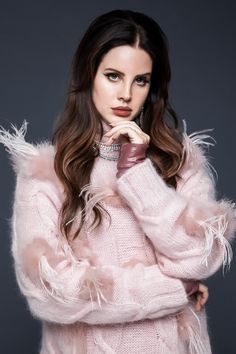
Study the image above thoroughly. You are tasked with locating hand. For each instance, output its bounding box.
[104,120,150,145]
[193,283,209,311]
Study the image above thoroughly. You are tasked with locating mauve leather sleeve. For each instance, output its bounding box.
[116,143,149,178]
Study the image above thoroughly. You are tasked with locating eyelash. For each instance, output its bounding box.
[105,73,150,86]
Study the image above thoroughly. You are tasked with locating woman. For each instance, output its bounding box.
[0,9,235,354]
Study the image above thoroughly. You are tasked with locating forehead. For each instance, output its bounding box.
[99,45,152,73]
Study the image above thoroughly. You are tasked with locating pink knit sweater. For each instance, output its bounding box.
[0,120,236,354]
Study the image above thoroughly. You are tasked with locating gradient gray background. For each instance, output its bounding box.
[0,1,235,353]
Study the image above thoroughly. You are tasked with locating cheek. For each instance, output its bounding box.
[133,87,150,106]
[92,80,114,110]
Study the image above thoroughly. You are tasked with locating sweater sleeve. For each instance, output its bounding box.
[116,138,236,280]
[10,175,190,326]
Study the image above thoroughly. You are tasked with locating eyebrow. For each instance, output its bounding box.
[104,67,151,76]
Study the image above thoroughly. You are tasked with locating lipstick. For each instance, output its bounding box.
[112,109,132,117]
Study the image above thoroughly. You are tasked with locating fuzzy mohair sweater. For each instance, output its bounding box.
[0,120,236,354]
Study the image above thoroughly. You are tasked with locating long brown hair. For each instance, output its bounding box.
[52,9,187,242]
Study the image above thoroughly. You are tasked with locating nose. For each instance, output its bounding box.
[118,82,132,102]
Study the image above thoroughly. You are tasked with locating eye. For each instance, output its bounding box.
[105,73,120,81]
[136,77,150,86]
[104,73,150,86]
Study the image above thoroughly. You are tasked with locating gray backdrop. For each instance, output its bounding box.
[0,1,235,353]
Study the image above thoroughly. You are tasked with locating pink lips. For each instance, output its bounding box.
[111,106,132,117]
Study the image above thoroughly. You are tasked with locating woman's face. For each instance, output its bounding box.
[92,45,152,125]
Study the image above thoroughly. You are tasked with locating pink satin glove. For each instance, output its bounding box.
[116,143,149,178]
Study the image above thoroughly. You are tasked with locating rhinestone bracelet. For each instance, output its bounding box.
[94,140,121,161]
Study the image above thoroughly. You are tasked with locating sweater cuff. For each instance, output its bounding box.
[116,143,148,178]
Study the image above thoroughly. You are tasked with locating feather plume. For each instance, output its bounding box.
[38,255,110,308]
[200,212,233,272]
[0,120,63,191]
[181,119,218,186]
[65,183,124,232]
[79,184,113,220]
[181,120,235,272]
[65,184,120,230]
[0,120,38,173]
[177,306,209,354]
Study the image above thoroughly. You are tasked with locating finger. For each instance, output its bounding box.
[197,296,206,307]
[110,121,144,134]
[110,120,140,127]
[202,290,209,300]
[105,126,149,144]
[196,290,209,308]
[195,300,202,311]
[198,284,208,293]
[106,128,142,144]
[194,293,203,312]
[105,123,150,142]
[199,287,209,300]
[200,292,209,305]
[108,122,150,141]
[105,124,142,136]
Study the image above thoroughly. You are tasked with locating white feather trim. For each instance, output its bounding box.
[65,184,117,231]
[64,184,115,231]
[67,183,118,231]
[177,306,209,354]
[182,120,234,271]
[199,213,233,272]
[0,120,38,173]
[182,119,218,185]
[186,309,207,354]
[79,184,113,220]
[38,255,108,308]
[37,233,109,307]
[93,329,117,353]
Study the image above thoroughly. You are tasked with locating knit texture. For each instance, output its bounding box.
[0,120,236,354]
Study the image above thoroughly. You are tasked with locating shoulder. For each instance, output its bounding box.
[0,120,64,198]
